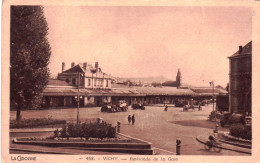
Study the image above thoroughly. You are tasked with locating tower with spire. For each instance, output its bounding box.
[176,68,182,87]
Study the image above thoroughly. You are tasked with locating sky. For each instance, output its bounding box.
[43,6,251,87]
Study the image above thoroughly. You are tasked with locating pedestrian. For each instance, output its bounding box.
[164,105,168,111]
[132,114,135,125]
[128,115,131,124]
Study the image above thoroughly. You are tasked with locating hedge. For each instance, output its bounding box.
[230,123,252,140]
[10,118,66,128]
[55,121,116,139]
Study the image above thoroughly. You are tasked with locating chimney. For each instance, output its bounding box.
[71,62,75,68]
[239,46,243,54]
[95,62,99,69]
[83,62,87,69]
[62,62,65,72]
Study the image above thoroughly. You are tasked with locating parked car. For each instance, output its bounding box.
[101,104,116,113]
[132,103,145,110]
[101,100,128,113]
[117,100,128,112]
[175,100,189,107]
[183,105,195,111]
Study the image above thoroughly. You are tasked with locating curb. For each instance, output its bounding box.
[215,135,251,149]
[196,135,251,154]
[222,132,252,144]
[12,134,156,155]
[10,128,61,133]
[117,133,152,145]
[10,148,75,155]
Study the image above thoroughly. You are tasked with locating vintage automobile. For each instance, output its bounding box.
[174,100,189,107]
[183,105,195,111]
[117,100,128,112]
[101,100,128,113]
[132,103,145,110]
[183,104,202,111]
[101,104,116,113]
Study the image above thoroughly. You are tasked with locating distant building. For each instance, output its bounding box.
[162,69,182,87]
[58,62,112,89]
[228,41,252,114]
[176,68,182,87]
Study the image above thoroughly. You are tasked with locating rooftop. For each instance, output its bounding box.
[229,41,252,58]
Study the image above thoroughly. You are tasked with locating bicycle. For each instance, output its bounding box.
[204,136,222,153]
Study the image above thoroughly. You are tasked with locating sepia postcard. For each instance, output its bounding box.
[2,0,260,162]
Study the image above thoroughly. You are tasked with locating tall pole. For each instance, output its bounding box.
[212,81,216,122]
[92,72,94,89]
[77,72,80,124]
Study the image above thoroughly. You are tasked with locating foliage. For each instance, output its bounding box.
[162,81,178,87]
[228,114,245,125]
[151,82,162,88]
[10,118,66,128]
[10,6,51,121]
[59,121,116,139]
[230,123,245,138]
[240,125,252,140]
[229,123,252,140]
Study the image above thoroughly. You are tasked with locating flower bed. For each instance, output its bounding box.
[10,118,66,128]
[55,121,116,139]
[14,133,145,144]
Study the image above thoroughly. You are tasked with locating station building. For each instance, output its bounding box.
[41,62,227,108]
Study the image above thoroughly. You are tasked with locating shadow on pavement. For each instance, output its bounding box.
[169,120,217,129]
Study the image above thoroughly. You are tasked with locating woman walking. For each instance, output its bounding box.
[128,115,132,124]
[132,114,135,125]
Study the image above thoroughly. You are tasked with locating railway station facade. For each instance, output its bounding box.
[41,62,227,108]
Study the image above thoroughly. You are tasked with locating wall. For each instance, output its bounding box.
[229,56,252,114]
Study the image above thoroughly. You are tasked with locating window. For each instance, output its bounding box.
[87,96,90,101]
[72,78,76,86]
[94,79,96,86]
[65,79,69,83]
[106,80,109,87]
[88,79,91,86]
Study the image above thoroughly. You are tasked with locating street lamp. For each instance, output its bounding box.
[75,72,83,124]
[210,81,218,133]
[209,81,215,115]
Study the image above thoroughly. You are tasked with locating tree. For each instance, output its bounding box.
[10,6,51,121]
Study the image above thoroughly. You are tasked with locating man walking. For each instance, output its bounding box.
[128,115,131,124]
[132,114,135,125]
[164,105,168,111]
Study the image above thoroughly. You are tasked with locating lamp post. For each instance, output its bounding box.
[75,72,83,124]
[210,81,218,130]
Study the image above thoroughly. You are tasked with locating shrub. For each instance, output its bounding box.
[228,114,245,125]
[10,118,66,128]
[57,121,116,139]
[229,123,252,140]
[230,123,245,138]
[60,125,68,138]
[241,125,252,140]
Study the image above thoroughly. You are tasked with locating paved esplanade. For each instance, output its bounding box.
[10,105,248,155]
